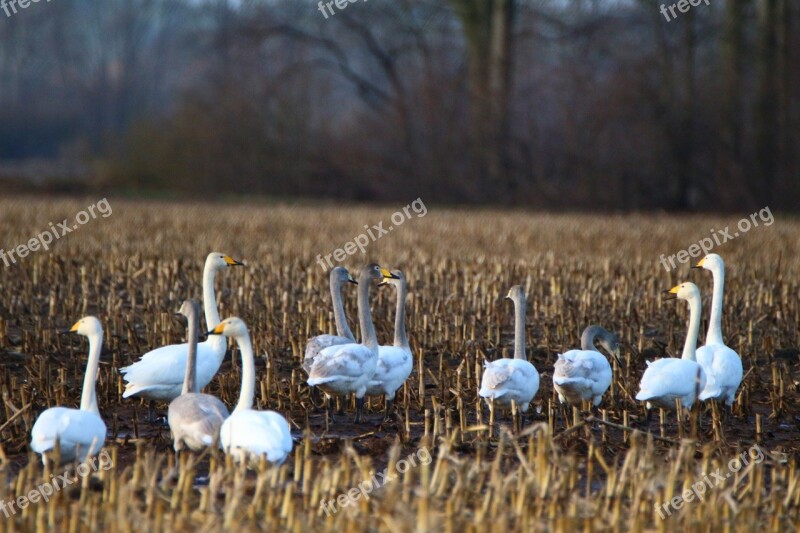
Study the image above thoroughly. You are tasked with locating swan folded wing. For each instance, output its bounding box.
[31,407,106,456]
[636,359,705,399]
[169,395,229,444]
[223,411,292,463]
[304,334,352,371]
[480,363,517,392]
[122,342,222,397]
[308,343,374,383]
[376,347,412,374]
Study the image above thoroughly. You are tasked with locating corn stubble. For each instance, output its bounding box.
[0,198,798,531]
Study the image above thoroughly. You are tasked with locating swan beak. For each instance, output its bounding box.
[692,257,706,269]
[662,285,680,301]
[347,274,358,285]
[224,256,244,266]
[380,268,399,280]
[60,320,81,334]
[611,348,623,367]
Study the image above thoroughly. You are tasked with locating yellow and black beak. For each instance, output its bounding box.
[224,256,244,267]
[380,268,399,280]
[692,257,706,269]
[662,285,680,301]
[60,320,81,335]
[205,323,226,336]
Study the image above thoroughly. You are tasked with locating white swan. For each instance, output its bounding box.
[30,317,107,463]
[692,254,744,406]
[307,264,396,422]
[211,317,293,464]
[303,266,357,374]
[479,285,540,412]
[120,252,243,403]
[167,299,229,452]
[553,325,621,407]
[636,283,707,410]
[366,269,413,421]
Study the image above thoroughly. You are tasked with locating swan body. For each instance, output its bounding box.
[120,252,243,402]
[30,317,107,463]
[168,299,229,452]
[308,264,396,422]
[303,267,358,374]
[212,317,293,464]
[693,254,743,406]
[554,325,620,406]
[479,286,540,412]
[366,270,413,419]
[636,283,707,410]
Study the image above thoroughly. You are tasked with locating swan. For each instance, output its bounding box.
[478,285,540,413]
[636,283,707,411]
[167,299,230,452]
[30,317,107,464]
[307,264,396,422]
[366,269,413,421]
[120,252,243,404]
[553,325,621,407]
[692,254,744,407]
[210,317,293,464]
[303,266,358,374]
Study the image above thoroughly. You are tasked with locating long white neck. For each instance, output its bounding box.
[234,332,255,413]
[706,263,725,345]
[513,296,526,360]
[393,280,408,348]
[357,275,378,349]
[682,292,702,361]
[331,277,354,341]
[182,307,199,395]
[80,331,103,416]
[202,261,221,330]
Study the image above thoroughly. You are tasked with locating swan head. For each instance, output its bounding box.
[504,285,525,303]
[176,299,200,321]
[596,329,621,364]
[663,282,700,303]
[692,253,723,272]
[206,252,244,270]
[207,316,249,338]
[361,263,397,284]
[379,269,405,287]
[63,316,103,337]
[331,266,357,286]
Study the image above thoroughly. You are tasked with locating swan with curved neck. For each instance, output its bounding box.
[554,325,621,407]
[303,267,358,374]
[307,263,397,422]
[210,317,293,464]
[478,285,540,413]
[167,299,230,452]
[636,283,708,411]
[30,317,107,463]
[121,252,243,405]
[366,269,413,421]
[692,254,744,406]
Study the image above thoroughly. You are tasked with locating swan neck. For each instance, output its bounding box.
[707,265,725,345]
[580,326,603,351]
[682,293,702,361]
[513,296,526,360]
[357,276,378,349]
[202,261,221,330]
[393,280,409,347]
[80,331,103,415]
[182,308,199,394]
[331,276,354,340]
[234,333,256,412]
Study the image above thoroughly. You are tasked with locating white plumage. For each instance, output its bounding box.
[553,325,620,407]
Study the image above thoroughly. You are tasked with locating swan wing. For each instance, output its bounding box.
[221,410,293,463]
[304,334,353,373]
[31,407,106,458]
[307,343,375,384]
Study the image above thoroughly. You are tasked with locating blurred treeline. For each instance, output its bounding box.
[0,0,797,210]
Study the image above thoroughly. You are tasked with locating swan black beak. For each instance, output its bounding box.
[224,256,245,267]
[662,289,678,301]
[58,329,73,335]
[611,348,623,367]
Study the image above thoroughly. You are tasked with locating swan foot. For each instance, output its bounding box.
[381,399,395,424]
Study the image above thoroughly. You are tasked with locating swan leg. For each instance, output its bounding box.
[354,397,365,423]
[337,396,345,417]
[326,394,338,424]
[382,398,394,423]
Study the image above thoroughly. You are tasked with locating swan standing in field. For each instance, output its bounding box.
[307,264,397,423]
[553,325,621,407]
[692,254,744,408]
[303,266,358,374]
[636,283,707,411]
[30,317,107,464]
[168,300,229,453]
[479,285,540,413]
[211,317,293,464]
[120,252,243,409]
[366,269,413,421]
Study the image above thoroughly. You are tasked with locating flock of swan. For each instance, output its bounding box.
[28,251,743,466]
